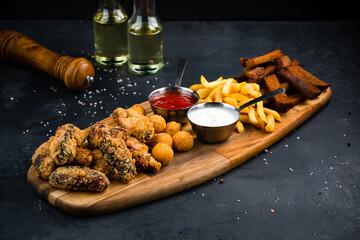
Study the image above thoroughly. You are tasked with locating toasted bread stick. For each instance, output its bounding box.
[290,59,300,66]
[264,74,292,112]
[297,66,330,90]
[248,63,277,85]
[244,66,265,80]
[287,94,305,107]
[240,58,249,66]
[233,73,248,82]
[245,50,283,68]
[275,55,292,69]
[277,67,321,99]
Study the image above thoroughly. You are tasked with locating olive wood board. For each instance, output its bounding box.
[27,88,331,216]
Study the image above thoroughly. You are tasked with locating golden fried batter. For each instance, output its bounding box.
[164,121,181,136]
[88,123,130,148]
[148,133,173,148]
[91,149,113,176]
[47,124,91,166]
[88,123,137,183]
[149,114,166,133]
[74,146,93,166]
[32,139,55,179]
[126,136,161,172]
[128,104,146,116]
[112,108,154,143]
[49,166,110,192]
[172,131,194,152]
[151,143,174,165]
[32,124,93,179]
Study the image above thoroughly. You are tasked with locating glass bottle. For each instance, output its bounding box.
[93,0,128,66]
[127,0,163,74]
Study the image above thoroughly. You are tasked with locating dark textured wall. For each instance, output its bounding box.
[1,0,359,21]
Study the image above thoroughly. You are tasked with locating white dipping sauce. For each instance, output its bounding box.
[188,107,238,127]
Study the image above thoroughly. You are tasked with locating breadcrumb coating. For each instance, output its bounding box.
[112,108,154,143]
[49,166,110,192]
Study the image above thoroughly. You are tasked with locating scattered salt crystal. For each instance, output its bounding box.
[289,168,294,172]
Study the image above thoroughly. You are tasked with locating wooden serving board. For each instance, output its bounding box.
[27,88,331,216]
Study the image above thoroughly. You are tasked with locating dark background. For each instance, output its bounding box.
[1,0,359,21]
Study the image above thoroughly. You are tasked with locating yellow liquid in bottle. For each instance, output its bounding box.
[128,23,163,74]
[93,12,128,66]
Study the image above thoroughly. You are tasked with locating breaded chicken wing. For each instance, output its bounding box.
[49,166,110,192]
[88,123,136,183]
[32,124,93,179]
[112,108,154,143]
[49,124,88,165]
[91,149,113,177]
[32,139,56,179]
[126,136,161,172]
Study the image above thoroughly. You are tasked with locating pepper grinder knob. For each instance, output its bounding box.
[0,29,95,92]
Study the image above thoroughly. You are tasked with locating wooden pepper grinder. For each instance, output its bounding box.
[0,29,94,92]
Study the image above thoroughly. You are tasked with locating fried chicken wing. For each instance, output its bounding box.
[32,139,56,179]
[126,136,161,172]
[112,108,154,143]
[91,149,113,176]
[49,166,110,192]
[49,124,88,166]
[32,124,93,179]
[88,123,130,148]
[74,146,93,166]
[88,123,136,183]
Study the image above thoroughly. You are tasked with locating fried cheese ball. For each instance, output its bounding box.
[151,143,174,165]
[149,114,166,133]
[149,133,173,148]
[164,121,181,136]
[172,131,194,152]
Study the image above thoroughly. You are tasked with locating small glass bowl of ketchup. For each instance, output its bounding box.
[149,86,199,124]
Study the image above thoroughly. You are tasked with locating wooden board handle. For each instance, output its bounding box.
[0,29,94,91]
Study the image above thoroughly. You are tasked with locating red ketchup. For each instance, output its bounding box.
[151,91,196,110]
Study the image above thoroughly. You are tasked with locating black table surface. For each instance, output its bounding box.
[0,20,359,240]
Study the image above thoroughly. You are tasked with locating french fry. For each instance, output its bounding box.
[214,89,223,102]
[248,83,260,92]
[231,82,246,92]
[253,110,265,129]
[265,114,275,132]
[239,113,250,124]
[208,85,224,100]
[263,107,282,122]
[256,100,268,123]
[239,99,255,109]
[196,88,211,99]
[248,106,258,125]
[240,84,255,96]
[200,75,226,89]
[190,84,204,91]
[222,78,237,96]
[235,121,244,133]
[229,93,249,102]
[223,97,237,107]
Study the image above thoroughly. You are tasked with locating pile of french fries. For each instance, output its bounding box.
[190,75,281,133]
